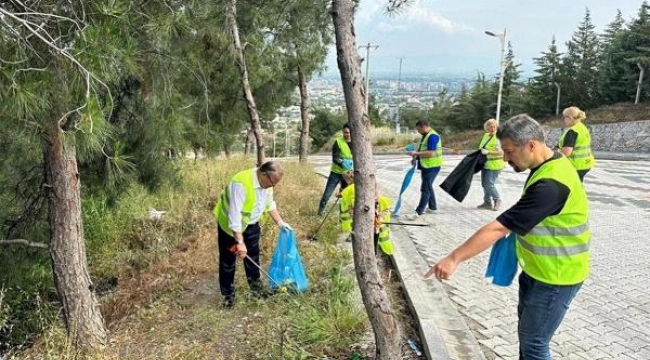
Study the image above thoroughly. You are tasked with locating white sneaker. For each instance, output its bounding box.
[405,213,421,221]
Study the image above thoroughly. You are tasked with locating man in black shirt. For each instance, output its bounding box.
[426,114,589,360]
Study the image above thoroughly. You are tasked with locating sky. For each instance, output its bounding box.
[323,0,645,78]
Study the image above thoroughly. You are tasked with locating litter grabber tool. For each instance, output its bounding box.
[228,244,287,292]
[382,221,430,227]
[308,197,340,241]
[244,254,287,292]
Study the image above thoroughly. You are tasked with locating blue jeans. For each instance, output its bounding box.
[481,169,501,203]
[318,172,348,215]
[416,167,440,214]
[518,272,582,360]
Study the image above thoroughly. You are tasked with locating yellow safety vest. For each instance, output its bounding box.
[214,169,273,236]
[418,130,443,169]
[339,185,394,255]
[479,133,505,170]
[331,137,353,174]
[558,122,595,171]
[516,156,590,285]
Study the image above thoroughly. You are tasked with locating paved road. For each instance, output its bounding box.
[312,154,650,360]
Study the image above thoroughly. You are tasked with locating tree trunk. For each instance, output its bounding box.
[223,142,232,158]
[298,65,311,163]
[227,0,265,166]
[43,123,107,353]
[330,1,402,359]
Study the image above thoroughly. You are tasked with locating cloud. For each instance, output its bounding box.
[375,21,408,32]
[403,3,474,34]
[356,1,386,25]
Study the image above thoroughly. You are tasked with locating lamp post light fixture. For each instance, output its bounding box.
[485,28,507,124]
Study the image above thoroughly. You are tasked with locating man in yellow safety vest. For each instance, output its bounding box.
[426,114,589,360]
[407,120,443,216]
[214,161,292,308]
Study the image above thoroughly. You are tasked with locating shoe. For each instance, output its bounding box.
[406,213,421,221]
[425,208,437,214]
[477,202,492,210]
[222,295,235,308]
[493,200,502,211]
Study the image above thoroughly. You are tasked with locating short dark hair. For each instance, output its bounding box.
[497,114,545,146]
[342,123,350,130]
[415,120,429,128]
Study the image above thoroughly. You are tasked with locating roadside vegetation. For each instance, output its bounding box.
[4,158,374,360]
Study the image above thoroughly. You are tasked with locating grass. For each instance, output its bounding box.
[6,156,368,360]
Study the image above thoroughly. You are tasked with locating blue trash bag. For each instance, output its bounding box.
[405,144,416,152]
[268,227,309,292]
[485,232,518,286]
[392,164,417,216]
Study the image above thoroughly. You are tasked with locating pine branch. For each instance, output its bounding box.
[0,239,49,249]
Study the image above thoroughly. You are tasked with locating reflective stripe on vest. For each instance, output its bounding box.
[558,122,594,171]
[517,156,590,285]
[479,133,505,170]
[214,168,272,236]
[418,130,442,169]
[331,137,353,174]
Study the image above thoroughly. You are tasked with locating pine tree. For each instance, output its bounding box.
[598,9,629,104]
[500,42,523,118]
[560,8,601,109]
[598,2,650,104]
[527,37,563,117]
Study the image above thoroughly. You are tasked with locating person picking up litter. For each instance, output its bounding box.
[338,171,394,255]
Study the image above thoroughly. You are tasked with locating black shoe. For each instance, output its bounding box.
[223,295,235,308]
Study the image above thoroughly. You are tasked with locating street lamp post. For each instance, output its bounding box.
[485,28,507,124]
[396,57,404,133]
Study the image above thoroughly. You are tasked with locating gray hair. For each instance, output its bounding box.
[259,161,284,177]
[496,114,545,146]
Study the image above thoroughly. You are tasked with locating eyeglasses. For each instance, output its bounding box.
[264,171,276,188]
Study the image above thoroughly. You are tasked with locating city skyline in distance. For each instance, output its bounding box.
[320,0,643,78]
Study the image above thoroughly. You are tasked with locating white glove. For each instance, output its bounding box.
[279,221,293,231]
[480,149,489,155]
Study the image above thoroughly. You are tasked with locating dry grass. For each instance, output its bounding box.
[538,102,650,128]
[9,157,368,360]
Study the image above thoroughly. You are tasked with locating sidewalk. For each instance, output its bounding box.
[314,154,650,360]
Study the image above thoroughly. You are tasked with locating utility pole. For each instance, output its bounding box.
[396,57,404,133]
[485,28,507,124]
[360,42,379,113]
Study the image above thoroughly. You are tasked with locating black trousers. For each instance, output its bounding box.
[217,223,263,297]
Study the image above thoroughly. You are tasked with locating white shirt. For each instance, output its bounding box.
[228,168,277,233]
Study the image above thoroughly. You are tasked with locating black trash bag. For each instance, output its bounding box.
[440,150,485,203]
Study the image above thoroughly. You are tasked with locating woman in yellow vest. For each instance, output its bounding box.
[477,118,505,211]
[338,172,394,255]
[426,114,589,359]
[558,106,595,182]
